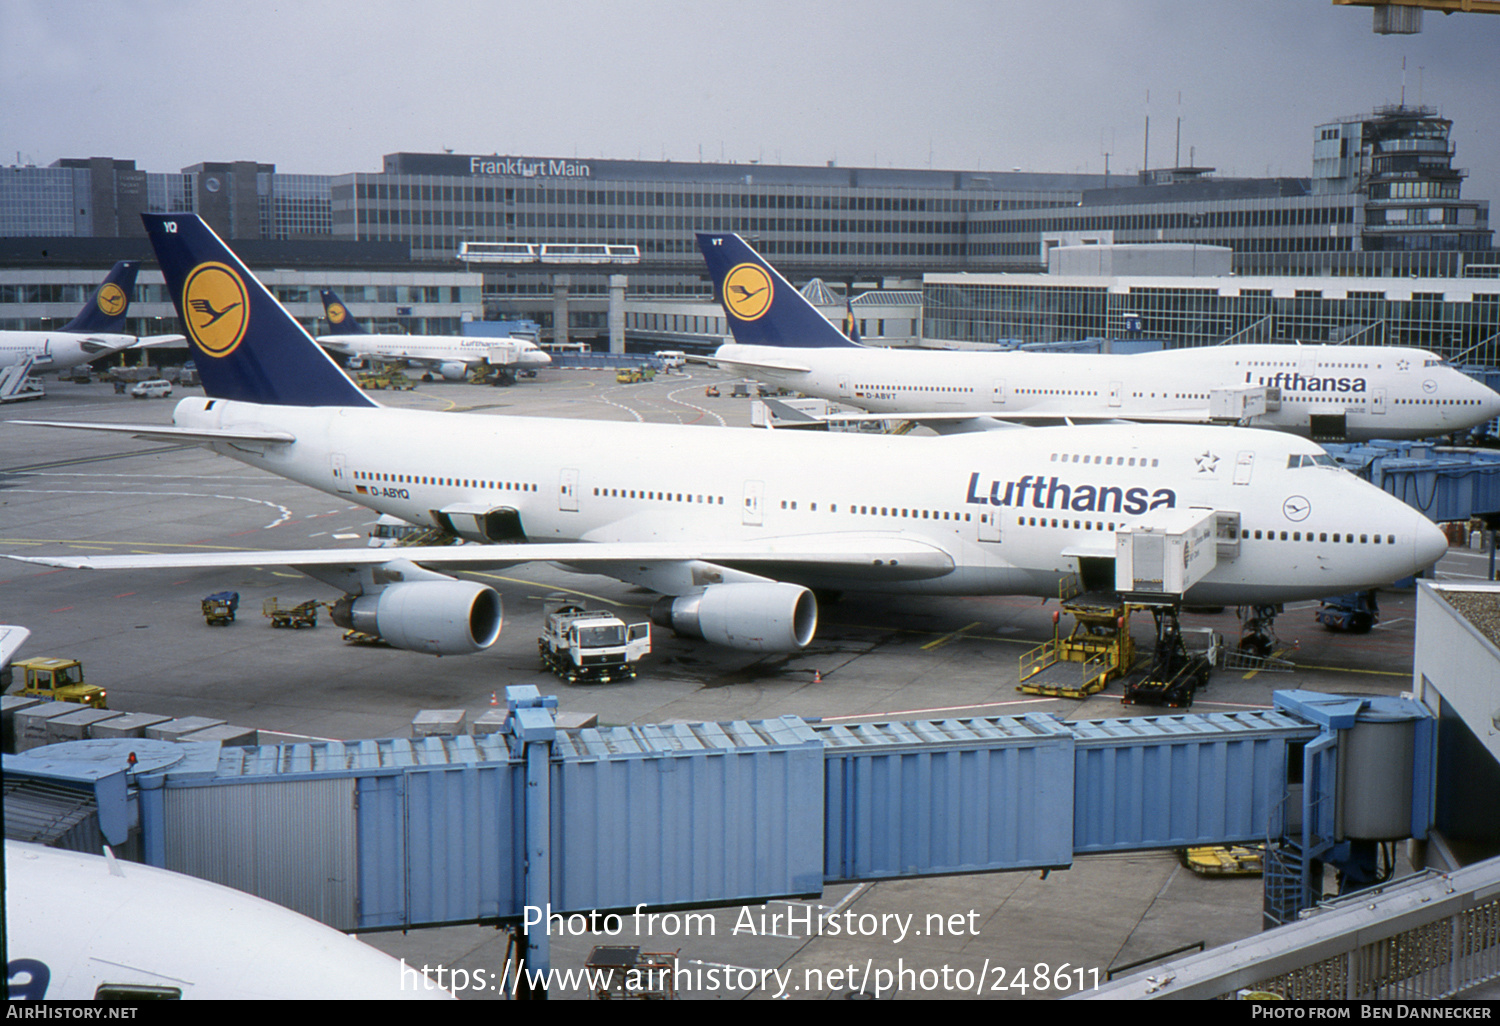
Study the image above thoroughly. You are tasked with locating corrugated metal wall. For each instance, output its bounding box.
[1071,711,1315,852]
[819,715,1076,882]
[163,777,356,926]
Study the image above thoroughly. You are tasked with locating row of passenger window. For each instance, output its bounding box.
[1050,452,1162,468]
[595,487,725,505]
[355,470,537,492]
[855,384,974,393]
[1244,528,1396,544]
[1012,514,1398,548]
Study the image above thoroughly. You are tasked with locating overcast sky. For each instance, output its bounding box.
[4,0,1498,205]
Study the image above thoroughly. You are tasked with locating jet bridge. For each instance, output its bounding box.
[1,688,1436,982]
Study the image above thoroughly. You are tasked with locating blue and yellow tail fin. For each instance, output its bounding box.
[696,233,861,349]
[319,290,369,335]
[60,261,139,334]
[142,214,375,407]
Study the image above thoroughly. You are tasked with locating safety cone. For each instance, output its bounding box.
[813,670,822,684]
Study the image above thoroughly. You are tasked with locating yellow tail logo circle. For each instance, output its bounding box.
[723,263,773,321]
[96,283,128,318]
[182,262,249,358]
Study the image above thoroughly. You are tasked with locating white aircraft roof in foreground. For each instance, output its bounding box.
[696,233,1500,442]
[2,215,1448,660]
[5,841,452,1000]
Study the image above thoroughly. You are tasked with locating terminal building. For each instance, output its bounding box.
[0,104,1493,351]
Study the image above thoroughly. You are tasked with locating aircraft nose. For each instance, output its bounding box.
[1481,384,1500,425]
[1413,511,1448,573]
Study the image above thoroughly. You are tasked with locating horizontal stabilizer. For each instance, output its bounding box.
[705,351,813,374]
[7,419,296,445]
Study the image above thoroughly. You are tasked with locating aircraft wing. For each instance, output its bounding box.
[5,533,956,584]
[0,625,31,669]
[131,334,187,348]
[7,419,296,445]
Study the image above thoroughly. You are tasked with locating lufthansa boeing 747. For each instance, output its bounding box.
[3,215,1447,658]
[697,233,1500,442]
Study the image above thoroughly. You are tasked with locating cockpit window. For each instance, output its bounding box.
[1287,454,1339,469]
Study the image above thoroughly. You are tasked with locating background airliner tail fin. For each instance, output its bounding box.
[142,214,375,408]
[320,290,369,335]
[696,232,862,349]
[60,261,139,334]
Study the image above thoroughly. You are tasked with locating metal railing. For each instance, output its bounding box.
[1077,855,1500,1000]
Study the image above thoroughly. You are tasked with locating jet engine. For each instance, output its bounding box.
[329,581,502,655]
[437,362,468,381]
[650,582,816,652]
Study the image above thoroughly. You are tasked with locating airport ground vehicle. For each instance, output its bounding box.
[356,368,416,391]
[201,591,239,625]
[585,946,678,1000]
[1121,613,1220,709]
[263,598,320,628]
[1315,590,1380,633]
[538,599,650,683]
[129,379,173,399]
[615,367,654,384]
[654,350,686,371]
[11,657,107,708]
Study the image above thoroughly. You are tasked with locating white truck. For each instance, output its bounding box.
[538,599,650,683]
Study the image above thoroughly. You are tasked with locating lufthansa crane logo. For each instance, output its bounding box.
[1283,495,1311,522]
[327,302,347,325]
[181,262,248,358]
[96,283,128,318]
[722,263,773,321]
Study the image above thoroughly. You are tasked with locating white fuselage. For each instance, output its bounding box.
[316,333,551,371]
[718,342,1500,441]
[5,841,450,1000]
[175,397,1446,606]
[0,331,136,372]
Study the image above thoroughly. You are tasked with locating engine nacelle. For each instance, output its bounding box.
[438,362,468,381]
[330,581,502,655]
[650,582,816,652]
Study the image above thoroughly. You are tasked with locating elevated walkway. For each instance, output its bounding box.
[1,688,1438,983]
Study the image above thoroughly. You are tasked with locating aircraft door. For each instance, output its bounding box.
[743,480,764,526]
[1109,381,1123,408]
[837,376,851,399]
[991,380,1006,406]
[330,453,352,495]
[559,468,579,512]
[1233,450,1255,486]
[1371,388,1386,416]
[977,510,1002,542]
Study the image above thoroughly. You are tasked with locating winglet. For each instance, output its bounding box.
[696,233,861,349]
[320,289,369,335]
[143,214,375,408]
[60,261,139,334]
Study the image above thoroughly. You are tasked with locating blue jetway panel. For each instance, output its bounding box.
[549,717,826,913]
[818,715,1076,883]
[1327,442,1500,521]
[1071,711,1317,853]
